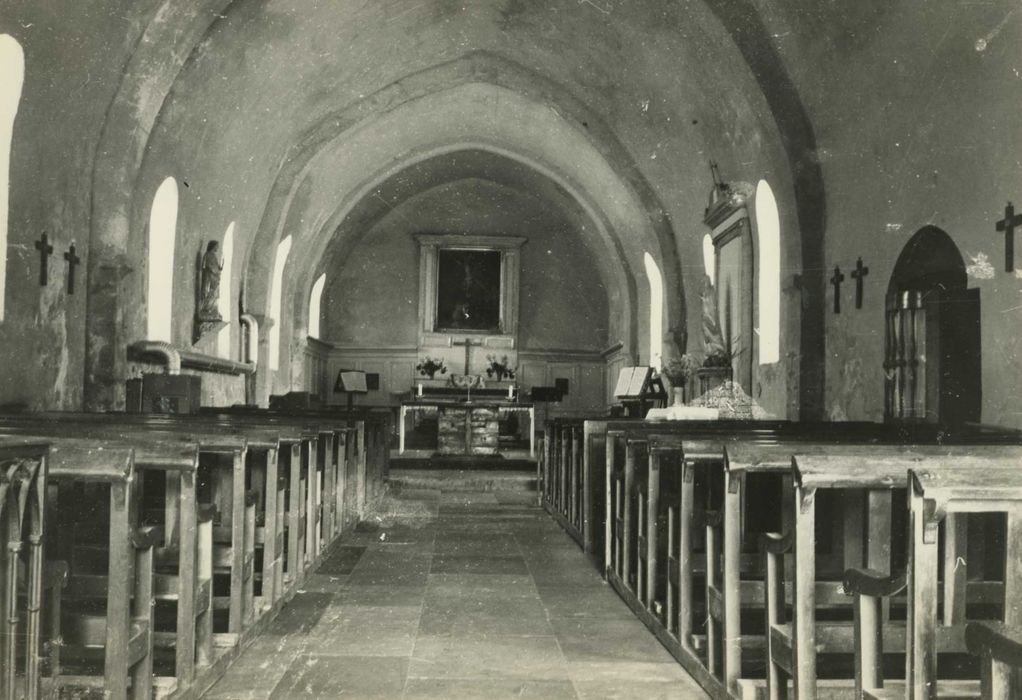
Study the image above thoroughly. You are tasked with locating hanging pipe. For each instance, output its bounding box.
[128,340,181,375]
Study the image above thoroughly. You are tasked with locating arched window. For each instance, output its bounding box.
[754,180,781,365]
[216,222,235,358]
[0,35,25,322]
[643,252,664,369]
[308,273,326,340]
[268,235,292,371]
[702,234,715,286]
[147,177,179,342]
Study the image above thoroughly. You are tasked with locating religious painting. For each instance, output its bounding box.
[435,249,502,332]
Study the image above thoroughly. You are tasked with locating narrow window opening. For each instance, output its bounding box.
[308,273,326,340]
[0,35,25,322]
[147,177,179,342]
[643,252,664,369]
[268,235,292,371]
[755,180,781,365]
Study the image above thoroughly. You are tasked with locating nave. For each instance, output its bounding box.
[203,485,706,700]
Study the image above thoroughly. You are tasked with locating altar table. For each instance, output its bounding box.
[399,400,535,457]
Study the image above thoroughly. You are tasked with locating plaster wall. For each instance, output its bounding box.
[764,1,1022,427]
[323,179,609,354]
[0,2,158,409]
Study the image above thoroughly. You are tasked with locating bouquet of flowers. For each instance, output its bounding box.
[484,354,516,381]
[416,356,447,379]
[661,354,701,386]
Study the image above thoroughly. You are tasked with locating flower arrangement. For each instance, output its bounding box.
[702,345,735,369]
[484,354,516,381]
[416,356,447,379]
[661,354,701,386]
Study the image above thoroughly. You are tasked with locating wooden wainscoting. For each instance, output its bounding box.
[313,345,612,415]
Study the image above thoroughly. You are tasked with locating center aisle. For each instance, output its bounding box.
[203,483,707,699]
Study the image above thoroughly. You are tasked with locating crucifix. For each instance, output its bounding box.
[34,233,54,286]
[64,243,81,295]
[850,257,869,309]
[996,201,1022,272]
[451,337,483,375]
[830,265,845,314]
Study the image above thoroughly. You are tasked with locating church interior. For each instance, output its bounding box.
[1,1,1022,698]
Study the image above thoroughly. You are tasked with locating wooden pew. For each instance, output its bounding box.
[0,424,220,697]
[203,406,392,523]
[601,420,1019,700]
[846,459,1022,700]
[965,622,1022,699]
[0,408,380,699]
[0,441,49,700]
[765,449,1022,700]
[8,437,158,700]
[0,416,256,637]
[541,418,586,547]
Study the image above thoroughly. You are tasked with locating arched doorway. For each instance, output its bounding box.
[884,226,980,426]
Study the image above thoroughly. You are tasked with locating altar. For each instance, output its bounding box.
[399,398,535,457]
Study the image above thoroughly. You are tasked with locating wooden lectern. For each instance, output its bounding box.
[613,366,666,417]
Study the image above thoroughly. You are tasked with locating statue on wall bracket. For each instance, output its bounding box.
[194,240,227,344]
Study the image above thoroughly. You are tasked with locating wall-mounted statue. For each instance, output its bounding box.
[194,240,226,344]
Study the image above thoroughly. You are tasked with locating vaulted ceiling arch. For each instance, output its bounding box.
[81,0,824,413]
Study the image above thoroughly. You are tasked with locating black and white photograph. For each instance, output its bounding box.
[0,1,1021,698]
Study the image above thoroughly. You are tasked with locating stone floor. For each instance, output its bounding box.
[202,486,708,699]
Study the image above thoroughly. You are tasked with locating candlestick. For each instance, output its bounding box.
[507,384,514,400]
[417,383,423,397]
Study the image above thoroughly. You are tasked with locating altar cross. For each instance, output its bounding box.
[452,337,483,375]
[850,257,869,309]
[64,243,81,295]
[996,201,1022,272]
[34,233,53,286]
[830,265,845,314]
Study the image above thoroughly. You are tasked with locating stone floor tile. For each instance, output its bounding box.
[202,481,708,700]
[315,544,365,574]
[262,592,334,637]
[403,678,578,699]
[571,678,706,700]
[408,634,570,680]
[537,585,638,620]
[551,618,679,663]
[430,554,530,575]
[203,637,306,699]
[306,605,422,656]
[296,573,349,593]
[339,583,427,606]
[270,654,408,699]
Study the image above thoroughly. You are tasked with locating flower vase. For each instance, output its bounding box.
[671,386,686,407]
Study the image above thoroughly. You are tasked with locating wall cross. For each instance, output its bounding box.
[996,201,1022,272]
[64,243,81,295]
[850,257,869,309]
[34,233,53,286]
[830,265,845,314]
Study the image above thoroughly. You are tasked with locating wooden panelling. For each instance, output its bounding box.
[321,345,611,415]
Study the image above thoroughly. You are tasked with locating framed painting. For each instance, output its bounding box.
[415,234,526,343]
[435,249,502,331]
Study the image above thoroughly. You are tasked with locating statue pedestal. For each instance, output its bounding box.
[193,317,227,344]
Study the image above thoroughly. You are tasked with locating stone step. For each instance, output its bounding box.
[388,468,537,493]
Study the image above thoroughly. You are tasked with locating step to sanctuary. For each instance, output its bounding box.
[388,467,537,493]
[390,451,537,471]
